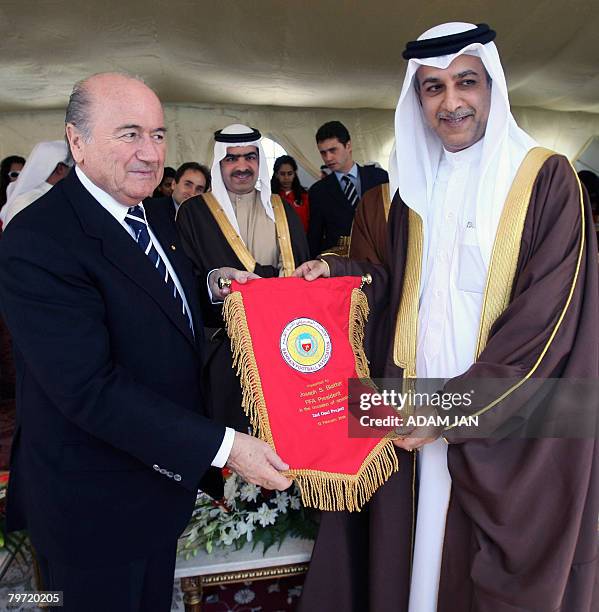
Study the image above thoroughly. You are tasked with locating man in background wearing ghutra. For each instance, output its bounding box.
[176,124,309,432]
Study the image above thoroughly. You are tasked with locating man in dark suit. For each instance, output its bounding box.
[150,161,211,220]
[307,120,388,257]
[0,73,291,612]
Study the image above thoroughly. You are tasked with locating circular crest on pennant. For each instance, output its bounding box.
[280,318,332,373]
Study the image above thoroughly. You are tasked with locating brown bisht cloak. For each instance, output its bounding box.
[176,193,309,432]
[299,183,415,612]
[349,183,392,378]
[305,154,599,611]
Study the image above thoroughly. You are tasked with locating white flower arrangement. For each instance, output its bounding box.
[178,469,318,558]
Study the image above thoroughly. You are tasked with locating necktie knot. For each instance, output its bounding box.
[127,204,146,221]
[125,205,149,246]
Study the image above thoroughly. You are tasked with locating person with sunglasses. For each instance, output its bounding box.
[0,155,25,208]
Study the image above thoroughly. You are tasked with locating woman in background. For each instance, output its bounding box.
[271,155,309,232]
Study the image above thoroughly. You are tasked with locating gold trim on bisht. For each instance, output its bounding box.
[271,194,296,277]
[203,193,296,276]
[393,209,423,377]
[382,183,392,222]
[203,192,257,273]
[475,147,555,356]
[222,284,398,512]
[392,148,560,382]
[445,149,586,428]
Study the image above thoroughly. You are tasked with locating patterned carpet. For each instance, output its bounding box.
[172,576,304,611]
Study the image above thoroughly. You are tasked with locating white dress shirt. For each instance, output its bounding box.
[75,166,235,468]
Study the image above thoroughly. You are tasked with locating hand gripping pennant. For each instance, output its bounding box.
[223,276,398,511]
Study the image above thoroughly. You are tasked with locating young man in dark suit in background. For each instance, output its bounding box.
[307,120,388,257]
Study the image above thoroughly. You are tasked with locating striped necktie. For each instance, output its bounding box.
[342,174,359,208]
[124,205,193,333]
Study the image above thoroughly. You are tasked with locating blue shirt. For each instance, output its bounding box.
[334,163,361,198]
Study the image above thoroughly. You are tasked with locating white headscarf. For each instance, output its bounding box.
[389,22,537,267]
[210,123,273,236]
[1,140,70,224]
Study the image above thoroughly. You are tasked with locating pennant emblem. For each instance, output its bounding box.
[280,318,332,373]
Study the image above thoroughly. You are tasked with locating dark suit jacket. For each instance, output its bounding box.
[307,164,389,257]
[145,194,177,221]
[0,171,225,568]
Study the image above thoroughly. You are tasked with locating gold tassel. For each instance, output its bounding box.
[349,288,370,379]
[222,293,275,447]
[291,439,399,512]
[223,289,400,512]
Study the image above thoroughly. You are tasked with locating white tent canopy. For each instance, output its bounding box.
[0,1,597,171]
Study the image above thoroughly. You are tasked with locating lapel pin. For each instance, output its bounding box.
[170,245,176,251]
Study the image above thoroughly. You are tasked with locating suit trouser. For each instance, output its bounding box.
[36,541,177,612]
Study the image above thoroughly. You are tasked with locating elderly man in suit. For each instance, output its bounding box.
[0,72,291,612]
[307,120,388,257]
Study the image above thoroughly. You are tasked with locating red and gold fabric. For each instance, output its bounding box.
[223,276,398,512]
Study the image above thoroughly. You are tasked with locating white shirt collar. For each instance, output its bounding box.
[75,165,142,224]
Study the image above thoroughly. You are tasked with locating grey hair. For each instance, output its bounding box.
[65,71,149,143]
[65,78,93,142]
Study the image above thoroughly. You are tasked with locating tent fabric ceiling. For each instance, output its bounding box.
[0,0,598,114]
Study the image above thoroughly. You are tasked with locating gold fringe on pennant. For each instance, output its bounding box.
[222,292,275,447]
[223,287,399,512]
[292,438,399,512]
[349,287,371,379]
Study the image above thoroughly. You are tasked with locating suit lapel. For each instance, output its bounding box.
[64,172,197,349]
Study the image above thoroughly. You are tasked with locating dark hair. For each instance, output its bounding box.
[315,121,351,145]
[175,162,211,191]
[162,166,176,180]
[0,155,26,207]
[152,166,177,197]
[271,155,305,204]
